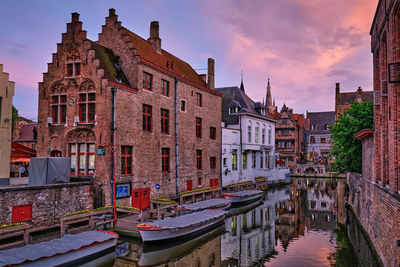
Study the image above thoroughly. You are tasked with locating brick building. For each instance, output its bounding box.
[36,10,222,208]
[344,1,400,266]
[334,83,372,120]
[13,122,37,151]
[0,64,14,179]
[272,104,306,172]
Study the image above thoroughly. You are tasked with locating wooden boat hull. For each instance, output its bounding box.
[20,238,117,267]
[139,216,225,243]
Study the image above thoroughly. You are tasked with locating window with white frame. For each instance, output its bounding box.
[255,123,259,143]
[247,124,252,143]
[268,127,272,144]
[262,127,266,144]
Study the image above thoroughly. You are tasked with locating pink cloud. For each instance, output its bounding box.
[200,0,377,113]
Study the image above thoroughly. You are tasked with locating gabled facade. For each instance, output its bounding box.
[37,11,222,208]
[305,111,335,162]
[0,64,14,178]
[217,81,288,186]
[274,105,298,170]
[335,83,373,120]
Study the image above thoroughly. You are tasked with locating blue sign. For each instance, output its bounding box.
[116,183,131,199]
[155,184,161,190]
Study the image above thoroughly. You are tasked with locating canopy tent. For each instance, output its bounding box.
[10,142,36,161]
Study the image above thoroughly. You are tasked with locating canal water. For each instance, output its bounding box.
[85,178,379,267]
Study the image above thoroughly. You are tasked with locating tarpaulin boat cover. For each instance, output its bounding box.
[230,190,263,197]
[149,209,226,230]
[0,231,117,266]
[180,198,231,211]
[29,157,70,186]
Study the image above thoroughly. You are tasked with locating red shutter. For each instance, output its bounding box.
[187,180,193,191]
[12,205,32,222]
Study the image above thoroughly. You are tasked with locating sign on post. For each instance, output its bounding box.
[155,184,161,191]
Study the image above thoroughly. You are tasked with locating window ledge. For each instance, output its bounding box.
[49,124,66,127]
[76,122,95,127]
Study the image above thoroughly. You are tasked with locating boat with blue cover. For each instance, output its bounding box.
[223,190,263,205]
[137,209,226,242]
[0,231,118,267]
[178,198,231,215]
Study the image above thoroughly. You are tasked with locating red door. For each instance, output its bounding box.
[187,180,193,191]
[210,179,214,187]
[131,188,150,210]
[140,188,150,210]
[12,205,32,222]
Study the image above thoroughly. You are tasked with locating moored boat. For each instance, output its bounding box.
[178,198,231,215]
[0,231,118,267]
[137,209,226,242]
[223,190,263,205]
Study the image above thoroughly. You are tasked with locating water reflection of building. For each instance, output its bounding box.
[221,189,289,266]
[114,229,222,267]
[274,178,346,251]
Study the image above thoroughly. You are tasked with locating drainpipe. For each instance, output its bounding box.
[111,86,117,225]
[174,77,179,197]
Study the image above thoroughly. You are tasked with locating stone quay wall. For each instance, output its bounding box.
[0,182,93,227]
[348,173,400,266]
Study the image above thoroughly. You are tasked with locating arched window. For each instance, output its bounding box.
[262,125,266,144]
[50,150,62,157]
[67,128,96,176]
[255,123,260,143]
[247,121,252,143]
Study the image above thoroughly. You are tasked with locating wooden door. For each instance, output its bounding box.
[140,188,150,210]
[131,189,141,209]
[187,180,193,191]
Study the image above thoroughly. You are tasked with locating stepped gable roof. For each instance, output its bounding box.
[90,41,130,86]
[122,27,207,88]
[307,111,335,134]
[15,123,37,142]
[216,86,274,125]
[337,90,373,105]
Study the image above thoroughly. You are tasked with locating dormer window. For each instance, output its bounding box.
[261,108,265,115]
[229,107,239,114]
[66,62,81,77]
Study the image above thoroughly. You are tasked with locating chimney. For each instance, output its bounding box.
[148,21,161,52]
[71,12,80,23]
[335,82,340,95]
[199,74,207,83]
[109,8,116,16]
[207,58,215,89]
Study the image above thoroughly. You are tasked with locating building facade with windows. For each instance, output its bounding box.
[334,83,372,120]
[305,111,335,162]
[272,105,306,172]
[0,64,14,179]
[36,11,222,208]
[217,81,288,187]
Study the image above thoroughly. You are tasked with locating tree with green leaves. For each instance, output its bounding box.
[329,101,373,173]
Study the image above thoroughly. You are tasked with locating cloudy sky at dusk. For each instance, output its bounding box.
[0,0,378,120]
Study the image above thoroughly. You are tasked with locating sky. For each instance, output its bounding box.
[0,0,378,121]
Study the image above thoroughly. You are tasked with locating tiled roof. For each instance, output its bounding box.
[90,41,130,86]
[307,111,335,134]
[337,91,373,105]
[216,86,273,125]
[122,27,207,88]
[16,123,37,142]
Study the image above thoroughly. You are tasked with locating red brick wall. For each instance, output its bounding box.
[98,11,222,198]
[348,173,400,266]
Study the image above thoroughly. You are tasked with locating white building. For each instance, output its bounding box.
[216,81,289,187]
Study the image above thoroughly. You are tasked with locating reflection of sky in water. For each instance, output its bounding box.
[107,178,356,267]
[265,230,336,267]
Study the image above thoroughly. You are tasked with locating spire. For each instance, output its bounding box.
[273,98,276,107]
[240,70,245,91]
[265,77,272,109]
